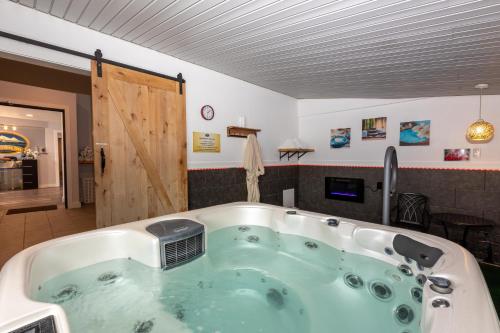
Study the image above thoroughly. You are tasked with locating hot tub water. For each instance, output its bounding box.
[34,225,423,333]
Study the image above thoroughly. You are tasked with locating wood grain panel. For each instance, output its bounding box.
[91,61,112,228]
[91,61,187,228]
[108,65,178,91]
[108,79,175,212]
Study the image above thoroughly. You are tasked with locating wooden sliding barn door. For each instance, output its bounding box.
[91,62,187,228]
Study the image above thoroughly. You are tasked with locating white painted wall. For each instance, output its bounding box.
[298,96,500,169]
[40,126,62,188]
[0,1,298,169]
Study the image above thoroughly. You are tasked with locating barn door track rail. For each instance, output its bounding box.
[0,30,185,94]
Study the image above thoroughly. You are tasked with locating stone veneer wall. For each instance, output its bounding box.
[188,165,499,262]
[298,165,500,263]
[188,165,298,210]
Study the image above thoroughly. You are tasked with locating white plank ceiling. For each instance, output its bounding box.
[10,0,500,98]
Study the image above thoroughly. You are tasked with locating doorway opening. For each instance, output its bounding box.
[0,102,67,211]
[0,56,97,269]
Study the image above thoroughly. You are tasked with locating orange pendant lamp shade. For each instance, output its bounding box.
[466,119,494,142]
[467,84,494,142]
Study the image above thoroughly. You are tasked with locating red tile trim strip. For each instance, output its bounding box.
[188,164,298,171]
[188,164,500,172]
[299,164,500,171]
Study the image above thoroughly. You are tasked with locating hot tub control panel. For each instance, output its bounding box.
[9,316,56,333]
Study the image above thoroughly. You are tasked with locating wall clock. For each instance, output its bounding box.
[201,105,215,120]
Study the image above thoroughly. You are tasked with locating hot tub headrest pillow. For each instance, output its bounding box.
[393,234,444,268]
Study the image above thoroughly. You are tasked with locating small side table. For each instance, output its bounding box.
[431,213,494,249]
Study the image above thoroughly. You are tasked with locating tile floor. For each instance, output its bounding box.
[0,187,63,211]
[0,204,96,268]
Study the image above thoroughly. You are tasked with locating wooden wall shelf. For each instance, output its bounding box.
[279,148,315,160]
[79,160,94,164]
[227,126,261,138]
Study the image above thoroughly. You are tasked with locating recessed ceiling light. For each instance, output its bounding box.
[26,114,34,117]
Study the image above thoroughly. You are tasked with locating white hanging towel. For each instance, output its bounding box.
[243,134,265,202]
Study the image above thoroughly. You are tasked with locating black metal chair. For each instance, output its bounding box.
[478,239,500,264]
[393,193,430,232]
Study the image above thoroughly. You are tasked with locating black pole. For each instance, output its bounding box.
[0,30,93,60]
[0,30,185,84]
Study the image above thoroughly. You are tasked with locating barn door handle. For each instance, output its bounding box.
[100,147,106,175]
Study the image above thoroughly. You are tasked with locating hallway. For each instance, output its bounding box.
[0,204,95,268]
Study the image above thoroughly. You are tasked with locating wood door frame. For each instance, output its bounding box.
[57,136,63,186]
[0,102,68,208]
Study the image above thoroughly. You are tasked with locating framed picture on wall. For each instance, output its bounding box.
[362,117,387,140]
[444,149,470,161]
[0,131,29,154]
[400,120,430,146]
[330,128,351,148]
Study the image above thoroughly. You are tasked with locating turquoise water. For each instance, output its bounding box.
[400,129,427,144]
[34,226,423,333]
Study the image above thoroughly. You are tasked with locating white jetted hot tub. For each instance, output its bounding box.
[0,203,498,333]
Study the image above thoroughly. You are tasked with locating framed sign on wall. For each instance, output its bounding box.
[193,132,220,153]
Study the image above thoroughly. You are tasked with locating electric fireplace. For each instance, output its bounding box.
[325,177,364,203]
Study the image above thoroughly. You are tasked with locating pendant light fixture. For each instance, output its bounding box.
[466,83,494,142]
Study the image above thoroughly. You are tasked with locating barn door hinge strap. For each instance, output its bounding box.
[177,73,183,95]
[95,49,103,77]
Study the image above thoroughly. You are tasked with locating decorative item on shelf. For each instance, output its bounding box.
[278,138,314,160]
[200,105,215,120]
[238,116,246,127]
[23,148,39,160]
[466,83,495,142]
[227,126,261,138]
[79,145,94,163]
